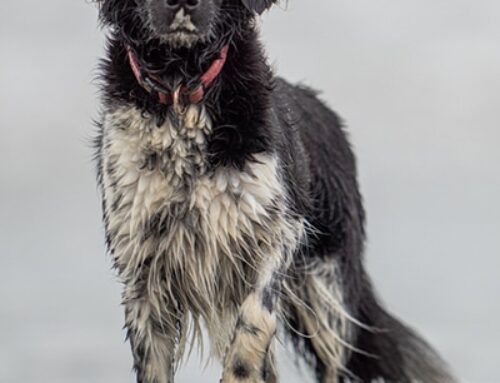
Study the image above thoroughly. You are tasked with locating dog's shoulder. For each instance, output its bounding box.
[270,76,356,184]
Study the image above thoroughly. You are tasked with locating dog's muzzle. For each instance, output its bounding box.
[147,0,216,46]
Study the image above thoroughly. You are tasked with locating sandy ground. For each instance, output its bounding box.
[1,1,499,382]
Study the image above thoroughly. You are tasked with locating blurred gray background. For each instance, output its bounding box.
[1,0,499,382]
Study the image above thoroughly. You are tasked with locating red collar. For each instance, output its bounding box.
[127,45,229,106]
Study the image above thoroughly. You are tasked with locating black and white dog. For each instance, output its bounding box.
[94,1,456,382]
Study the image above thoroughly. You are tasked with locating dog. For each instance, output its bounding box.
[94,1,457,382]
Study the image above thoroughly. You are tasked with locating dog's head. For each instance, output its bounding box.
[98,0,277,48]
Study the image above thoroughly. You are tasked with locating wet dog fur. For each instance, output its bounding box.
[93,0,457,382]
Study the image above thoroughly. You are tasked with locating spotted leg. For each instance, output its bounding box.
[220,257,282,383]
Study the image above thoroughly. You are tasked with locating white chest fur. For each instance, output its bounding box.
[99,104,303,357]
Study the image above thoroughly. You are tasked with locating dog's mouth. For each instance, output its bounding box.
[161,29,208,48]
[169,26,196,34]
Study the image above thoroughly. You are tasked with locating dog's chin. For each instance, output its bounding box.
[158,31,208,49]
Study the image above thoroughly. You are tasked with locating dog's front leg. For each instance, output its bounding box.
[221,256,282,383]
[124,294,180,383]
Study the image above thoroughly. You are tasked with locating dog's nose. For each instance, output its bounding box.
[165,0,200,11]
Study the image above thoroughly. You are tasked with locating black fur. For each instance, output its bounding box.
[95,1,455,382]
[241,0,276,14]
[233,359,251,379]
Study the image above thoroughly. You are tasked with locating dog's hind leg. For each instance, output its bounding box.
[282,260,357,383]
[220,255,283,383]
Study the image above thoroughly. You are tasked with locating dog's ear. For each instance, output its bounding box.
[241,0,276,15]
[94,0,123,25]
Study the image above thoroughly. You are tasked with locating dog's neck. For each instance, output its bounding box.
[127,40,227,87]
[126,44,230,107]
[105,28,265,105]
[102,26,275,168]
